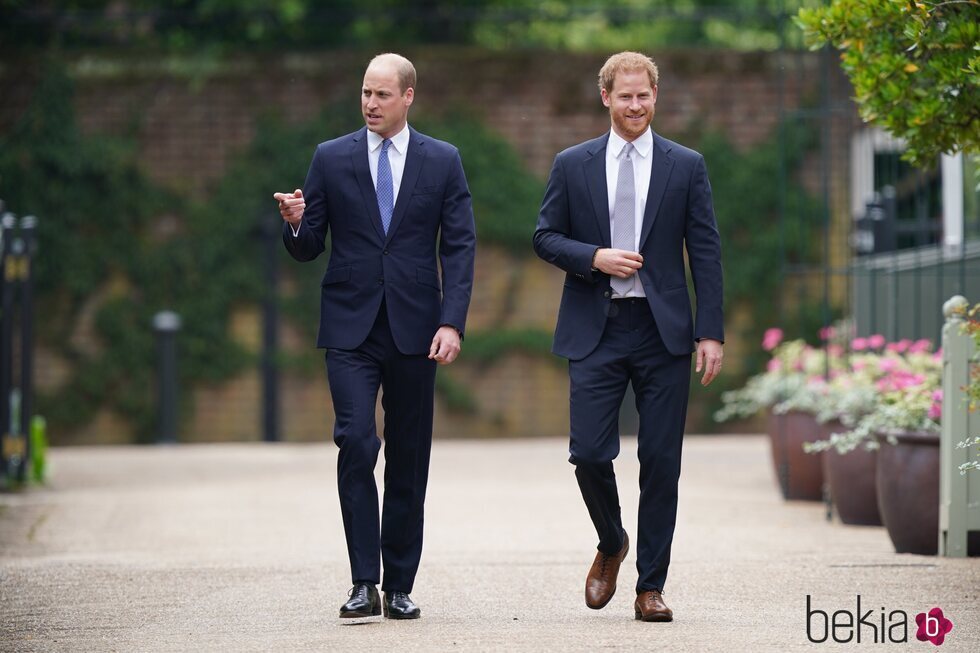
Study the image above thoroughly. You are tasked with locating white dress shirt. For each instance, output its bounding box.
[291,123,411,236]
[605,128,653,298]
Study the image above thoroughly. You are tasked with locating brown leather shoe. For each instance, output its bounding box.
[634,589,673,622]
[585,532,629,609]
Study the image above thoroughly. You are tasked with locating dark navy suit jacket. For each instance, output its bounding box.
[533,131,723,360]
[284,126,476,355]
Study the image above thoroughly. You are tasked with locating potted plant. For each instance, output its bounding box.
[716,330,830,501]
[823,349,943,554]
[803,337,938,526]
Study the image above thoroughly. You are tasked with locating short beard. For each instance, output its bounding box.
[613,111,652,140]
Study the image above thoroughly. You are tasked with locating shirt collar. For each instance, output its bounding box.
[608,127,652,159]
[367,123,410,154]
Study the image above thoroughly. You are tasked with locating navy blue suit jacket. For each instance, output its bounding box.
[533,131,723,360]
[284,126,476,355]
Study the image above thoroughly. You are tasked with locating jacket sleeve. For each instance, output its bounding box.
[282,144,329,262]
[437,149,477,336]
[684,155,724,343]
[532,153,599,283]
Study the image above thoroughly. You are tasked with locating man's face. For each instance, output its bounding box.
[601,69,657,142]
[361,63,414,139]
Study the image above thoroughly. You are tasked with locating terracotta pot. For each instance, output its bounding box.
[821,420,882,526]
[875,431,939,555]
[767,410,824,501]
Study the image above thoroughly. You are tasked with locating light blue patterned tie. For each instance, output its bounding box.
[611,142,635,296]
[377,138,394,235]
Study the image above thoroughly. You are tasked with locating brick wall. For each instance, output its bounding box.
[0,47,854,443]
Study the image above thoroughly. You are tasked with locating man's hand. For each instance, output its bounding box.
[695,339,723,386]
[273,189,305,227]
[593,248,643,278]
[429,326,461,365]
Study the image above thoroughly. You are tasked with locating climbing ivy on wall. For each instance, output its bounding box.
[0,63,548,440]
[0,65,268,440]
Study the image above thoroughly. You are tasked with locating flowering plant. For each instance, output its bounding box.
[713,329,807,422]
[804,337,941,454]
[715,324,943,455]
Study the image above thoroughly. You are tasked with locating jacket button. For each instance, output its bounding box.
[379,278,384,285]
[603,290,610,298]
[383,249,389,255]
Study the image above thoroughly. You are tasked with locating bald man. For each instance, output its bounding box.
[275,53,476,620]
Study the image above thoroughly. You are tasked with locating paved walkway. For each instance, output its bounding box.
[1,435,978,652]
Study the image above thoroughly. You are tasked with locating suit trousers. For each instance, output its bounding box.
[325,301,437,593]
[568,298,691,593]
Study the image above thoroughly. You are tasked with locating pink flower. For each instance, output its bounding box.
[818,326,836,341]
[852,337,868,351]
[766,359,781,373]
[762,328,783,351]
[827,344,844,357]
[908,338,932,354]
[929,389,943,421]
[932,348,943,361]
[852,360,867,372]
[886,339,912,353]
[878,358,898,373]
[868,334,886,349]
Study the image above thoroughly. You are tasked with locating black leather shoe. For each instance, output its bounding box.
[383,591,421,619]
[339,583,381,619]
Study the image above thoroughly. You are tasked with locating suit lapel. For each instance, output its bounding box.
[584,135,611,248]
[351,128,386,243]
[384,127,425,245]
[639,133,674,251]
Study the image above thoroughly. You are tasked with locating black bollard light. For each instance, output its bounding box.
[0,212,17,482]
[153,310,181,444]
[16,216,37,483]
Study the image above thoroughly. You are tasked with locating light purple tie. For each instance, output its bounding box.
[611,143,635,296]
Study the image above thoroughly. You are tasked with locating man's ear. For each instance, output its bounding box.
[404,87,415,108]
[600,88,611,108]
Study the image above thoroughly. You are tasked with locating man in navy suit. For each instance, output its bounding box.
[533,51,724,622]
[274,53,475,621]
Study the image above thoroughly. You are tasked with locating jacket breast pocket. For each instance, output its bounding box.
[322,265,351,286]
